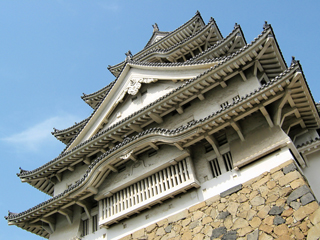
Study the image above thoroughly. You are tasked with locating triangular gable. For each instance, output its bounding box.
[67,61,219,151]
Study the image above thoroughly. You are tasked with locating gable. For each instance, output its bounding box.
[67,63,216,150]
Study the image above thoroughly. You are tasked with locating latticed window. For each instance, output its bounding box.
[209,151,233,178]
[99,157,200,227]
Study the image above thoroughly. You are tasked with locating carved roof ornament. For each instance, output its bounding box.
[263,21,270,30]
[234,23,239,29]
[116,78,158,104]
[120,150,134,160]
[152,23,159,33]
[125,50,132,61]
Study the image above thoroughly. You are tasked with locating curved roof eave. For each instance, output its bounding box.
[7,62,302,225]
[108,11,206,77]
[18,25,293,186]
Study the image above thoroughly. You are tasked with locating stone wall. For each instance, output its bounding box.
[119,160,320,240]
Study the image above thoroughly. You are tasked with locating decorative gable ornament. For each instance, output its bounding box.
[116,77,158,104]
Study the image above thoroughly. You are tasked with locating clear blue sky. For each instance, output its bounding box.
[0,1,319,239]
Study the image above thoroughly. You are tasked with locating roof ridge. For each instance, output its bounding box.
[17,26,283,178]
[9,62,299,220]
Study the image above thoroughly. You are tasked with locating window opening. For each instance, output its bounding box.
[220,101,229,109]
[209,158,222,177]
[223,151,233,171]
[92,215,98,233]
[82,219,89,236]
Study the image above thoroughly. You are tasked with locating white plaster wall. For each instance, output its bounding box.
[105,80,181,128]
[49,205,82,240]
[302,151,320,200]
[96,145,188,198]
[79,147,295,240]
[54,163,88,196]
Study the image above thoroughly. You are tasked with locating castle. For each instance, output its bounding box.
[6,11,320,240]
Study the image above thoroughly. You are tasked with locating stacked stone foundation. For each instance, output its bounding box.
[119,160,320,240]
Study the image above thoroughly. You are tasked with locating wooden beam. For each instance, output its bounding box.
[128,123,143,132]
[174,142,184,151]
[87,186,98,194]
[257,36,274,59]
[108,164,118,173]
[274,89,292,125]
[204,133,221,157]
[58,209,73,224]
[239,71,247,81]
[110,134,123,142]
[42,225,53,235]
[260,106,274,127]
[76,200,91,219]
[41,217,55,233]
[149,142,159,150]
[148,112,163,124]
[280,107,299,127]
[231,121,244,141]
[198,93,205,101]
[83,157,91,165]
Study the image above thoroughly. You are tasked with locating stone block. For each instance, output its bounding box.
[290,201,301,210]
[168,210,187,223]
[247,228,259,240]
[271,170,284,180]
[281,208,293,217]
[165,224,172,233]
[282,162,297,174]
[132,228,145,239]
[202,216,213,225]
[273,216,286,225]
[193,210,204,221]
[252,175,271,190]
[211,226,227,238]
[268,206,284,215]
[220,184,242,198]
[155,227,165,236]
[217,211,230,220]
[249,217,261,228]
[193,225,203,234]
[193,233,204,240]
[263,215,275,225]
[274,224,289,236]
[310,207,320,225]
[259,232,273,240]
[257,205,271,219]
[301,192,315,206]
[278,170,301,186]
[286,185,311,204]
[222,230,237,240]
[259,224,273,234]
[181,217,191,227]
[189,201,206,212]
[267,180,276,189]
[294,201,319,221]
[307,222,320,240]
[232,218,249,229]
[181,230,192,240]
[227,202,240,216]
[217,202,226,211]
[146,223,157,233]
[189,220,199,230]
[224,215,233,230]
[250,196,265,206]
[290,178,306,189]
[279,186,292,197]
[157,218,168,227]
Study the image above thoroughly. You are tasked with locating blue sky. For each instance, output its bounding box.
[0,1,319,239]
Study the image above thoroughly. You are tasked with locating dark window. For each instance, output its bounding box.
[82,219,89,236]
[209,158,222,178]
[92,215,98,233]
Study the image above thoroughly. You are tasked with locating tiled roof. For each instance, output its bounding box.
[108,11,206,75]
[7,62,299,221]
[17,24,275,178]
